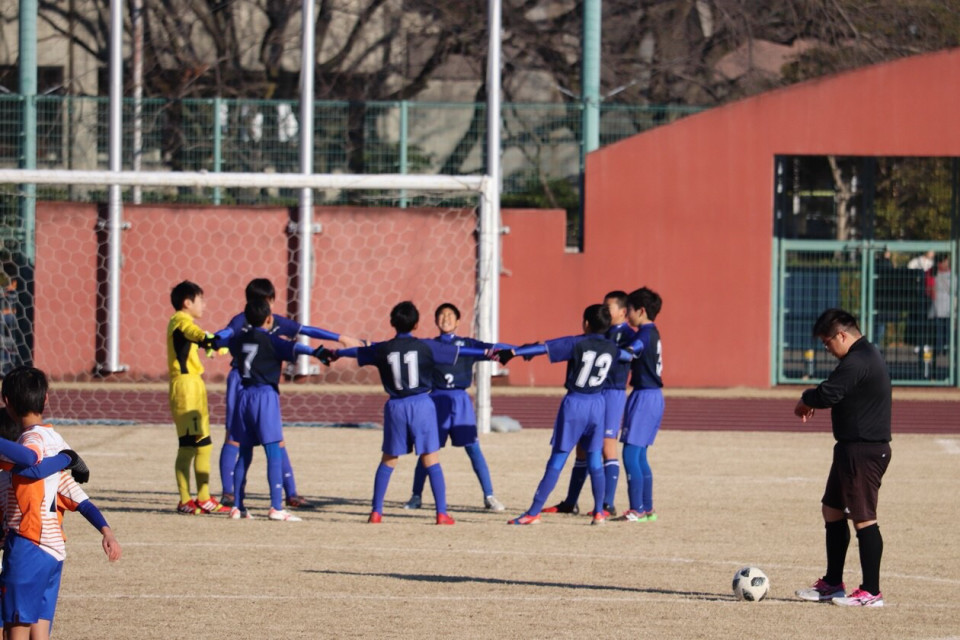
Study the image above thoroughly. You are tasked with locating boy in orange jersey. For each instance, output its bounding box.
[167,280,229,515]
[0,366,121,640]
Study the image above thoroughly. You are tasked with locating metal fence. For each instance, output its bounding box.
[0,95,702,206]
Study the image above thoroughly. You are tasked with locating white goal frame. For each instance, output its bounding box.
[0,168,501,434]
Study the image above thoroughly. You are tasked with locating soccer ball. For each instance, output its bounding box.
[732,567,769,602]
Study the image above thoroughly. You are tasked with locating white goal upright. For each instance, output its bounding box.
[0,168,501,433]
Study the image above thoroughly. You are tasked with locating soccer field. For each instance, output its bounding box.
[54,424,959,639]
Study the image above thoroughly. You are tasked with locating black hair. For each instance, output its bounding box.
[812,308,860,338]
[245,278,276,303]
[390,301,420,333]
[1,366,48,417]
[244,298,272,328]
[627,287,663,321]
[0,408,20,441]
[435,302,461,322]
[583,303,612,333]
[604,290,629,310]
[171,280,203,311]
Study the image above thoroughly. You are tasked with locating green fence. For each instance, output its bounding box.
[0,95,702,206]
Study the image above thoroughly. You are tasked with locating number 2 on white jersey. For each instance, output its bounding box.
[387,350,419,390]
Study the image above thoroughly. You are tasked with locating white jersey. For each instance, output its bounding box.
[5,424,89,561]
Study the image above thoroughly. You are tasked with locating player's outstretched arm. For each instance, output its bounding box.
[76,500,122,561]
[299,324,341,341]
[0,438,40,467]
[335,347,360,359]
[11,450,74,479]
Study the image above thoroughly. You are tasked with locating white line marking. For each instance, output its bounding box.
[935,439,960,454]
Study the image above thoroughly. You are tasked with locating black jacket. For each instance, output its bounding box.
[801,337,892,443]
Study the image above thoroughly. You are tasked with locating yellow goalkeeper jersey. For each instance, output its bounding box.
[167,310,207,380]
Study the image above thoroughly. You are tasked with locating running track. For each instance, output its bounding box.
[47,388,960,434]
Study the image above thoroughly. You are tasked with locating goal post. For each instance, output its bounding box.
[0,168,500,433]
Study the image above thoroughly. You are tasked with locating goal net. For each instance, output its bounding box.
[0,169,499,432]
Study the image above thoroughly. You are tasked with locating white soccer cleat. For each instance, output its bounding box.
[484,495,505,511]
[229,507,254,520]
[403,495,422,510]
[796,578,846,602]
[832,589,883,607]
[268,508,302,522]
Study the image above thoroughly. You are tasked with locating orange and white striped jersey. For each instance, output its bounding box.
[4,424,89,561]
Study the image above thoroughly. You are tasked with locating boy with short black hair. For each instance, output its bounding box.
[216,277,362,509]
[0,366,121,640]
[227,298,334,521]
[402,302,505,512]
[496,304,621,526]
[335,301,487,525]
[167,280,229,515]
[617,286,664,523]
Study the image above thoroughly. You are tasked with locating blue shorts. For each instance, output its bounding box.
[382,394,440,457]
[550,392,605,454]
[620,388,664,447]
[232,385,284,447]
[1,535,63,625]
[601,387,627,439]
[432,389,478,447]
[225,368,241,437]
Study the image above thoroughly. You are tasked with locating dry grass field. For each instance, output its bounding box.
[50,423,960,639]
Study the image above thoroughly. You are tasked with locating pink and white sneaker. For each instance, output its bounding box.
[832,588,883,607]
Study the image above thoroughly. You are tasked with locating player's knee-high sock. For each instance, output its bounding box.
[372,463,394,513]
[280,446,298,499]
[175,447,196,503]
[637,446,653,512]
[424,463,448,515]
[411,459,428,498]
[219,440,239,496]
[464,442,494,497]
[194,443,213,501]
[622,444,643,511]
[603,459,620,508]
[562,459,588,506]
[824,519,851,586]
[234,446,254,511]
[264,442,284,510]
[528,451,569,516]
[856,524,883,595]
[587,450,605,515]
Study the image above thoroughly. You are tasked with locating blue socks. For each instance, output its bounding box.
[528,451,569,515]
[372,463,394,513]
[587,450,605,515]
[424,463,448,514]
[264,442,283,510]
[219,441,239,496]
[563,459,588,505]
[234,446,254,511]
[409,443,494,501]
[623,444,653,512]
[603,459,620,507]
[280,446,297,498]
[464,442,494,497]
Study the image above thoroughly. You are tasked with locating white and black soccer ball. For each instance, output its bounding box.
[732,567,769,602]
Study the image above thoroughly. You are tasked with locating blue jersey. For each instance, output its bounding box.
[356,334,460,399]
[432,334,491,390]
[230,326,300,392]
[224,312,301,369]
[603,322,635,390]
[629,323,664,389]
[544,334,619,394]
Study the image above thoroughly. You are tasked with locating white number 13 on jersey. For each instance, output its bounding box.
[575,350,613,388]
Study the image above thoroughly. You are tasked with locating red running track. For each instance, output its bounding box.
[46,388,960,434]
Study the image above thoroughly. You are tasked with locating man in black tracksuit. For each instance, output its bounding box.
[793,308,892,608]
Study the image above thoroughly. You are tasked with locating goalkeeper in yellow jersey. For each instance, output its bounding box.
[167,280,230,515]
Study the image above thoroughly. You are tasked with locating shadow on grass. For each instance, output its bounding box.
[305,569,736,601]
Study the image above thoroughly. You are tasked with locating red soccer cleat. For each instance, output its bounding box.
[507,513,542,525]
[367,511,382,524]
[436,513,456,525]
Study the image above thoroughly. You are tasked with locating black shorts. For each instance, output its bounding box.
[822,441,891,522]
